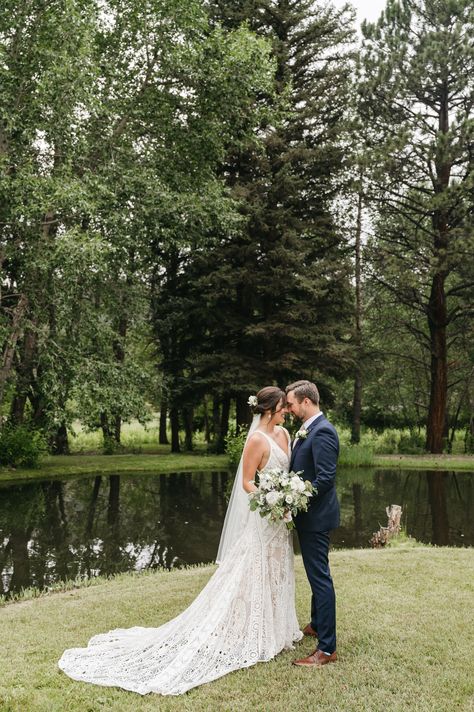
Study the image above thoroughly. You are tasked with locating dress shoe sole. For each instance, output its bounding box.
[292,654,337,667]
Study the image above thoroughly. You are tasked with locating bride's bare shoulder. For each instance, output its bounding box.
[277,425,291,443]
[246,431,267,448]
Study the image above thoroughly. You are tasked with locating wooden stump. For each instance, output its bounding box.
[370,505,402,547]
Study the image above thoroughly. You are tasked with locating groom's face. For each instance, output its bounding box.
[286,391,306,421]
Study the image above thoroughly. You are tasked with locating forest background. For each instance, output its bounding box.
[1,0,473,463]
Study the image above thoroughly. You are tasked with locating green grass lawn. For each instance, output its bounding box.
[1,546,473,711]
[0,450,228,483]
[373,453,474,471]
[1,448,473,485]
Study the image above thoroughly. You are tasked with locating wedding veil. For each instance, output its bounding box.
[216,414,261,564]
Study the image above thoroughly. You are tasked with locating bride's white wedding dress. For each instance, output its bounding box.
[58,430,302,695]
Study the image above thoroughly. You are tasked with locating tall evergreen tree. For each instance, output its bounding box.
[359,0,474,452]
[193,0,356,435]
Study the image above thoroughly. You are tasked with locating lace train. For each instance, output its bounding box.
[58,434,302,695]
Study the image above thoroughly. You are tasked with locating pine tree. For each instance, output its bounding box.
[194,0,356,431]
[359,0,474,452]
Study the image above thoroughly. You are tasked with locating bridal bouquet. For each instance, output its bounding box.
[248,468,317,530]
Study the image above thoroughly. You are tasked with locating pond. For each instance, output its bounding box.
[1,468,473,598]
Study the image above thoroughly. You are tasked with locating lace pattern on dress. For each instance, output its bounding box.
[58,431,302,695]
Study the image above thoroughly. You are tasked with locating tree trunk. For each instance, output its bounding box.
[51,422,70,455]
[426,275,448,453]
[101,412,114,453]
[215,394,230,454]
[183,406,193,451]
[112,311,127,445]
[212,397,220,442]
[426,84,450,454]
[170,406,180,453]
[113,415,121,444]
[159,399,169,444]
[10,327,37,425]
[235,393,250,432]
[203,397,210,443]
[351,185,363,444]
[0,293,28,411]
[351,369,362,445]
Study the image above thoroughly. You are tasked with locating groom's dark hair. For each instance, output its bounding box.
[285,380,320,405]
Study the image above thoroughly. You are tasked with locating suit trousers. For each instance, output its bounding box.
[297,529,336,654]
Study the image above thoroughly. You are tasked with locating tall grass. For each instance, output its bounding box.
[337,425,469,456]
[338,442,374,467]
[69,419,162,453]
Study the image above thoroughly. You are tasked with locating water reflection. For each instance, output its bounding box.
[0,468,472,597]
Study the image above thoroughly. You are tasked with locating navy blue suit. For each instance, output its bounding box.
[290,414,339,654]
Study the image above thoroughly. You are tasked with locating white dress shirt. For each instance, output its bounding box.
[303,412,323,431]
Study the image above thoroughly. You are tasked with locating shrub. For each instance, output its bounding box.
[0,425,47,468]
[372,429,399,454]
[465,427,474,454]
[397,431,425,454]
[224,426,249,471]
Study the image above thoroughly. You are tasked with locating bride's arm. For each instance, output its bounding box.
[242,435,266,493]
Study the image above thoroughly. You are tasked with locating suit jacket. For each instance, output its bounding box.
[290,414,340,532]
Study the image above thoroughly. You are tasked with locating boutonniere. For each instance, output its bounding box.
[295,428,308,440]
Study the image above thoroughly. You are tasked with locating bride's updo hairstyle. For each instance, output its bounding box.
[251,386,286,415]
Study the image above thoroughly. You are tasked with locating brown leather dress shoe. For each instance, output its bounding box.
[293,649,337,667]
[302,623,318,637]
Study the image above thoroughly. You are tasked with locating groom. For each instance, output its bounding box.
[286,380,340,667]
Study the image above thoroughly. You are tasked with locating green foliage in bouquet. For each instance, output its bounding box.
[249,468,317,530]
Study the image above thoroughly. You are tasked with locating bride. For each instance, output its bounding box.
[58,386,302,695]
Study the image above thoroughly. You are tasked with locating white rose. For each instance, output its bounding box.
[259,476,272,491]
[285,494,293,504]
[265,491,280,507]
[290,476,305,493]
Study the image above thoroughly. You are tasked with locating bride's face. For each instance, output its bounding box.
[269,398,286,426]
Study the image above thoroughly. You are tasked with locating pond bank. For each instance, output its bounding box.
[1,546,473,711]
[0,451,229,484]
[373,453,474,470]
[1,450,473,484]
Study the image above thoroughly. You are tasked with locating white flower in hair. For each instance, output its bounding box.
[247,395,258,407]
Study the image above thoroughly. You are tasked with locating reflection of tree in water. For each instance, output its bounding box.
[158,471,229,565]
[104,475,122,573]
[352,483,363,539]
[40,480,70,583]
[9,526,30,593]
[0,483,42,596]
[427,472,449,545]
[1,468,472,597]
[333,469,473,549]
